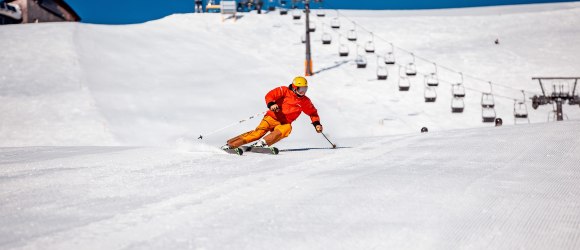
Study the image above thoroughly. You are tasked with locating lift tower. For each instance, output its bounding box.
[304,0,313,76]
[531,77,580,121]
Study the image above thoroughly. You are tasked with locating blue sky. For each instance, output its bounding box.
[65,0,577,24]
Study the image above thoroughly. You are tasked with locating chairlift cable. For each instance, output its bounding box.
[311,12,542,102]
[334,10,538,96]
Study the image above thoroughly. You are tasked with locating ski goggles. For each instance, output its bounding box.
[296,86,308,94]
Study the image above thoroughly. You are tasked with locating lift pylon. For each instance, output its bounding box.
[531,77,580,121]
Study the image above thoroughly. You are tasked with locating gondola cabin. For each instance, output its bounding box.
[347,29,357,41]
[482,107,496,122]
[322,33,332,45]
[399,77,411,91]
[426,73,439,87]
[356,55,367,68]
[405,63,417,76]
[384,52,395,64]
[425,86,437,102]
[338,44,349,57]
[481,93,495,108]
[365,41,375,53]
[292,9,302,20]
[451,97,465,113]
[514,101,529,118]
[452,84,466,98]
[331,18,340,29]
[377,66,388,80]
[309,22,316,32]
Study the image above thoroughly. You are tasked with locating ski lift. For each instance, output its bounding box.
[452,73,466,97]
[426,63,439,86]
[405,53,417,76]
[398,66,410,91]
[322,32,332,45]
[399,77,411,91]
[482,107,496,122]
[383,43,395,64]
[365,41,375,53]
[279,8,288,15]
[347,29,357,41]
[377,57,388,80]
[547,103,570,122]
[514,90,530,124]
[338,43,349,57]
[331,18,340,29]
[405,63,417,76]
[425,86,437,102]
[451,97,465,113]
[569,95,580,106]
[356,55,367,68]
[292,9,302,20]
[424,76,437,102]
[365,33,375,53]
[569,95,580,105]
[481,82,495,108]
[550,82,572,98]
[481,94,495,108]
[426,73,439,87]
[514,103,529,118]
[377,67,388,80]
[452,84,466,98]
[309,22,316,32]
[480,83,497,121]
[385,53,395,65]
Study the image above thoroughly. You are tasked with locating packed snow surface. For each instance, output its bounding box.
[1,2,580,249]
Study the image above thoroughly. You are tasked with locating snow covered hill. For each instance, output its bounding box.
[1,2,579,147]
[1,2,580,249]
[1,121,579,249]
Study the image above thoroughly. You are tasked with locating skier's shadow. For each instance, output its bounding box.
[280,146,350,152]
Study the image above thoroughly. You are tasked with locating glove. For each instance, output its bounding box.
[312,121,322,133]
[315,125,323,133]
[270,104,280,112]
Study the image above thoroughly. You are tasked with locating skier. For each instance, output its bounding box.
[222,76,323,150]
[255,0,263,14]
[195,0,203,13]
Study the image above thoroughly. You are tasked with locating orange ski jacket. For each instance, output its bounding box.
[265,85,320,125]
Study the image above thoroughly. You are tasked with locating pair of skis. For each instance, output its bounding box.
[223,145,279,156]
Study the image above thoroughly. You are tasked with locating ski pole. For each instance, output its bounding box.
[198,110,267,139]
[321,132,337,148]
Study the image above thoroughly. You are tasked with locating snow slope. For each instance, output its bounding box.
[1,2,580,249]
[1,122,579,249]
[1,2,579,146]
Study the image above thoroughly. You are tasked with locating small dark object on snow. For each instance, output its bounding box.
[495,39,499,45]
[495,118,503,127]
[421,127,428,133]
